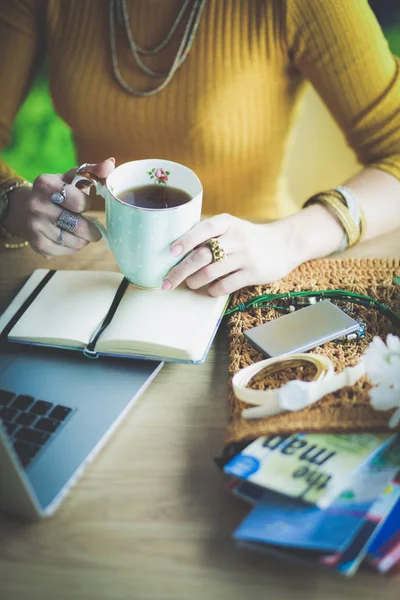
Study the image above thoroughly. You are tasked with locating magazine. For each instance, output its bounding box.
[233,440,399,553]
[224,433,393,508]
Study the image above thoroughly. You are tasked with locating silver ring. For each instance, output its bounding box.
[56,209,79,234]
[76,163,90,174]
[59,228,65,247]
[51,182,67,205]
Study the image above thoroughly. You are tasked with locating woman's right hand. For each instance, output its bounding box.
[2,158,116,258]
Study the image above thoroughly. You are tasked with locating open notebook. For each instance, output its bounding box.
[0,269,229,363]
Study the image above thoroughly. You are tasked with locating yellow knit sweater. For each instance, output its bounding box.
[1,0,399,219]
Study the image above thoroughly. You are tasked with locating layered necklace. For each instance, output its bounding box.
[109,0,207,96]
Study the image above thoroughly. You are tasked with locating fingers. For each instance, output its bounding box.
[186,254,238,290]
[33,174,92,214]
[18,157,114,259]
[163,214,260,296]
[162,214,235,290]
[64,157,116,186]
[207,270,250,297]
[164,233,241,291]
[51,209,102,243]
[25,160,112,256]
[64,158,116,194]
[43,227,89,255]
[33,158,116,215]
[165,244,214,289]
[169,213,231,259]
[30,227,88,258]
[27,193,101,244]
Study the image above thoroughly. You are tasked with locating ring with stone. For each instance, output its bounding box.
[51,182,67,205]
[56,209,79,234]
[59,228,65,247]
[207,237,226,263]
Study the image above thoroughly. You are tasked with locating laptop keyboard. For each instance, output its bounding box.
[0,389,73,469]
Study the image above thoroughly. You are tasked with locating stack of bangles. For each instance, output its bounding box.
[303,185,365,250]
[0,180,32,249]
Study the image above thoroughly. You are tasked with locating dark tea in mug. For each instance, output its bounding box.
[71,158,203,288]
[119,185,192,209]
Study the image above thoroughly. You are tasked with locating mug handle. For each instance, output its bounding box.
[71,169,111,249]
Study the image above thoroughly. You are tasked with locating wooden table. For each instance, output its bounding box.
[0,218,399,600]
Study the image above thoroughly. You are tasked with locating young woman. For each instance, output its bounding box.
[0,0,399,295]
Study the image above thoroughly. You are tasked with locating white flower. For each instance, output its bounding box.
[364,334,400,428]
[370,386,400,428]
[363,334,400,387]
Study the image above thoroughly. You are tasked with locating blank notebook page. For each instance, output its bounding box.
[97,283,228,357]
[9,270,124,346]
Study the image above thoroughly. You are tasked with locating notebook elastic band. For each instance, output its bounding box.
[84,277,130,358]
[0,270,56,343]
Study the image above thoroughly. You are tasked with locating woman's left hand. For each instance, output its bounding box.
[162,213,299,296]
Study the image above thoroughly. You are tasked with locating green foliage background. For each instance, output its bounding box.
[1,25,399,182]
[2,70,76,180]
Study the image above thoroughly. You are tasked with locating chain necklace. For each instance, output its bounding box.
[109,0,207,97]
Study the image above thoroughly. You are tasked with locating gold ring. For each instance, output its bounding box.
[207,238,226,263]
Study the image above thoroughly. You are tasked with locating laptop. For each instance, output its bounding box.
[0,343,162,521]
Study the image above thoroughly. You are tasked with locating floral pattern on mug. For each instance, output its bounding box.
[147,167,170,185]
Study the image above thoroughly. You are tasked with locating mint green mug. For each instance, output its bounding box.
[72,159,203,288]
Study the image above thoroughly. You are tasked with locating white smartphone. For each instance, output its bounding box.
[244,299,360,357]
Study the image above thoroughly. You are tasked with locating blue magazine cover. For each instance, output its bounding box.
[224,432,393,508]
[367,477,400,573]
[233,440,399,553]
[233,478,400,577]
[323,478,400,576]
[368,497,400,560]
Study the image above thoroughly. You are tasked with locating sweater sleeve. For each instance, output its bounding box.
[0,0,45,185]
[286,0,400,182]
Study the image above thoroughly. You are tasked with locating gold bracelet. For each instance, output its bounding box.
[0,180,32,249]
[319,192,360,243]
[320,193,361,247]
[304,192,360,248]
[318,195,360,247]
[328,187,366,241]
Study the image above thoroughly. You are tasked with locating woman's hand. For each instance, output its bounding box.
[162,213,301,296]
[2,158,115,258]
